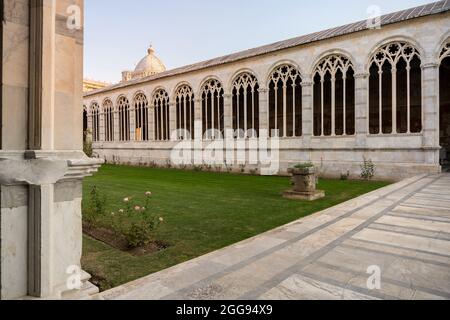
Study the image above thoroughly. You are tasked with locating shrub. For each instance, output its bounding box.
[84,187,163,248]
[193,165,203,172]
[340,171,350,181]
[361,159,375,180]
[84,186,107,228]
[112,193,163,248]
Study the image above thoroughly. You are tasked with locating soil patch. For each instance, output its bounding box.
[83,224,169,257]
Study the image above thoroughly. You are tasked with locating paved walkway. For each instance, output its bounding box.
[98,174,450,300]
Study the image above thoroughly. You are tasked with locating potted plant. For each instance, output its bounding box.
[284,162,325,201]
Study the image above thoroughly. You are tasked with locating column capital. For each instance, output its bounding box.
[421,62,439,70]
[301,81,314,87]
[257,87,269,94]
[354,72,370,79]
[222,93,232,99]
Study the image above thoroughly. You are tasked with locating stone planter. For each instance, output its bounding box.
[283,166,325,201]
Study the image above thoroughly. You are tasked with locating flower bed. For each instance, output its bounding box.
[83,186,167,256]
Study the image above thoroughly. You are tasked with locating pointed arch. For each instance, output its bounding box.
[102,98,114,142]
[153,88,170,141]
[133,92,149,141]
[439,38,450,62]
[89,102,100,142]
[231,72,259,138]
[312,54,355,136]
[117,95,131,141]
[200,78,224,139]
[368,41,422,135]
[267,64,302,137]
[439,38,450,166]
[174,83,195,140]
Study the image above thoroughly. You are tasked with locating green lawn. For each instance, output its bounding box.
[82,165,389,291]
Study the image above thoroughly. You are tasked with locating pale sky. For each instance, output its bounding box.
[84,0,433,83]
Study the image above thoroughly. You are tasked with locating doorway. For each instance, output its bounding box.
[440,56,450,171]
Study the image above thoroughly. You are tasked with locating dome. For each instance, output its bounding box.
[134,46,166,75]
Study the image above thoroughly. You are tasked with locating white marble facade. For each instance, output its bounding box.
[84,5,450,181]
[1,0,102,300]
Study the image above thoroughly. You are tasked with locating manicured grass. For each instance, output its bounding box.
[82,165,389,291]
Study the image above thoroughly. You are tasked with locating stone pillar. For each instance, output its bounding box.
[194,98,203,140]
[422,62,440,165]
[258,88,269,136]
[223,93,233,132]
[130,101,136,141]
[169,102,177,141]
[0,0,102,300]
[148,105,155,141]
[99,110,105,142]
[354,72,369,148]
[114,110,120,141]
[87,112,93,138]
[301,79,313,147]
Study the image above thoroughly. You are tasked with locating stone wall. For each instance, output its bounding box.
[84,12,450,181]
[1,0,102,300]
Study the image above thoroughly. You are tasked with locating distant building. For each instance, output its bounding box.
[83,2,450,180]
[121,46,166,82]
[83,79,111,93]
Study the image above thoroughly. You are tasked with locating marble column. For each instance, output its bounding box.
[169,102,177,141]
[258,88,269,136]
[194,98,203,140]
[354,72,369,148]
[87,113,93,140]
[114,109,120,142]
[0,0,102,300]
[99,111,105,142]
[129,100,136,141]
[421,62,440,165]
[223,93,233,133]
[301,78,313,147]
[148,105,155,141]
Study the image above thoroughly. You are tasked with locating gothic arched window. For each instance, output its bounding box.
[134,93,149,141]
[201,79,224,140]
[368,42,422,134]
[439,40,450,164]
[313,54,355,136]
[117,96,131,141]
[153,89,170,141]
[90,102,100,142]
[175,85,195,140]
[440,41,450,62]
[232,73,259,138]
[268,64,302,138]
[103,99,114,142]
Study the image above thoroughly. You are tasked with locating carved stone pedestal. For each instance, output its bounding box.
[283,166,325,201]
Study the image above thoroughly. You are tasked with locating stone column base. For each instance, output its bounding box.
[283,190,325,201]
[61,271,99,300]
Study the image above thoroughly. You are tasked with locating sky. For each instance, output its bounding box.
[84,0,433,83]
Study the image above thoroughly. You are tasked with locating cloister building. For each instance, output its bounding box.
[84,1,450,180]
